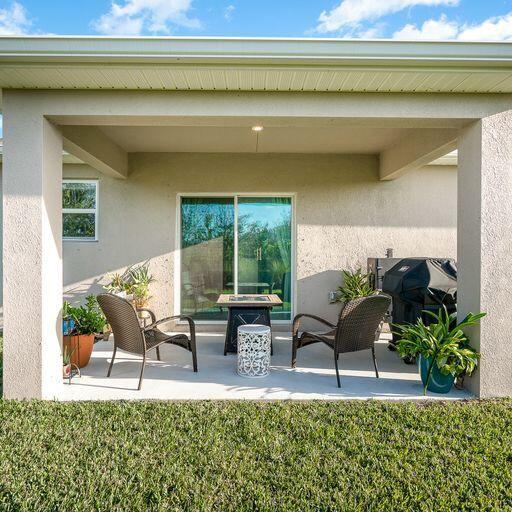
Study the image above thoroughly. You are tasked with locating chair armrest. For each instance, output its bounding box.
[292,313,336,337]
[144,315,196,338]
[136,308,156,324]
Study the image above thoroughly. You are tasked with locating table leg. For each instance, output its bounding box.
[224,308,232,356]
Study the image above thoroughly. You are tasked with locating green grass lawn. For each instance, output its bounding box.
[0,336,3,397]
[0,400,511,511]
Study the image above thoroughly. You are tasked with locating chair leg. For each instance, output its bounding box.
[156,346,161,361]
[107,346,117,377]
[372,346,379,378]
[138,355,146,391]
[334,351,341,388]
[291,337,298,368]
[190,335,198,372]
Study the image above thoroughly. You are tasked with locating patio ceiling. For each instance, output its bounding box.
[99,124,414,154]
[1,37,512,94]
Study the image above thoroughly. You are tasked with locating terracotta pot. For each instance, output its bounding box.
[63,334,95,369]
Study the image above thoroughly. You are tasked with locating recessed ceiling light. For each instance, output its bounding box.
[251,126,264,132]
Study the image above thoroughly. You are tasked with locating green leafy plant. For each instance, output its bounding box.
[336,269,376,303]
[104,262,155,309]
[394,308,484,395]
[63,295,106,336]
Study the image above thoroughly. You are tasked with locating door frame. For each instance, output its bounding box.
[175,192,296,325]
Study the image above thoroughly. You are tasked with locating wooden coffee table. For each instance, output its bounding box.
[216,294,283,355]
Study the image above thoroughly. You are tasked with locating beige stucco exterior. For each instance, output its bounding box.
[0,154,457,332]
[458,111,512,398]
[45,154,457,330]
[1,36,512,399]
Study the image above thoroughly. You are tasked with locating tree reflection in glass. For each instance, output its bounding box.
[180,196,292,321]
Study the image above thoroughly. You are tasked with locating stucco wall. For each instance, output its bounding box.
[0,153,457,328]
[50,152,457,329]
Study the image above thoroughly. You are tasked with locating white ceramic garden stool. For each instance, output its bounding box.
[237,324,271,378]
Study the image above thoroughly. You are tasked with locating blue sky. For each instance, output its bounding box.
[1,0,512,40]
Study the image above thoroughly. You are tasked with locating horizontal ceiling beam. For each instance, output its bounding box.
[62,126,128,179]
[18,90,509,123]
[379,129,459,180]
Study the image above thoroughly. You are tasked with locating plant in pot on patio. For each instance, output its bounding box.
[62,344,76,379]
[63,295,106,369]
[336,268,376,303]
[104,262,155,315]
[393,308,484,395]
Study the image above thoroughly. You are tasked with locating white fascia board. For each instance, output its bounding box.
[1,36,512,68]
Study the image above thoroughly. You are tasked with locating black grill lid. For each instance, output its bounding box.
[382,258,457,306]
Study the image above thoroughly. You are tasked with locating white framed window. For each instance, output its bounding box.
[62,179,98,241]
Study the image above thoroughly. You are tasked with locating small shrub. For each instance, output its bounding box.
[63,295,106,335]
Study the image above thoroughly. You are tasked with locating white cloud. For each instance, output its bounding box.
[393,12,512,41]
[357,24,386,39]
[393,14,458,39]
[315,0,458,34]
[0,1,31,35]
[458,12,512,41]
[92,0,201,36]
[224,4,235,22]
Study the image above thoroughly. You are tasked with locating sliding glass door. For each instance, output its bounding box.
[237,197,292,320]
[180,197,234,321]
[180,195,292,321]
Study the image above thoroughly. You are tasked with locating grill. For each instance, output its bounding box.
[382,258,457,351]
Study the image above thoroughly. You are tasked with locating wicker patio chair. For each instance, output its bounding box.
[97,293,198,390]
[292,294,391,388]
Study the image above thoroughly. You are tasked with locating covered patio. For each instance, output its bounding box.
[1,37,512,400]
[59,330,470,401]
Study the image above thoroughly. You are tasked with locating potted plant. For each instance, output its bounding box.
[394,308,484,395]
[336,268,376,303]
[63,295,106,369]
[104,262,155,318]
[103,272,130,299]
[128,263,155,310]
[62,344,76,379]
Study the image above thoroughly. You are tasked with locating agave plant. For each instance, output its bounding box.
[129,263,156,309]
[394,308,484,395]
[104,262,155,309]
[62,344,76,366]
[103,272,127,294]
[337,268,376,303]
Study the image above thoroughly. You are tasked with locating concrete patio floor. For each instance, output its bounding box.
[60,330,472,401]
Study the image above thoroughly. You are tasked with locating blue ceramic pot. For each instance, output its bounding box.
[63,318,75,336]
[419,355,454,394]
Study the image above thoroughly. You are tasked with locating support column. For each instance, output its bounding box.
[458,111,512,398]
[2,95,63,399]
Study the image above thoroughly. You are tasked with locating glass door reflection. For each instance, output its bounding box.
[180,197,234,320]
[237,197,292,320]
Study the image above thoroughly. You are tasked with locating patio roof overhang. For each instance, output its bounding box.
[2,37,512,400]
[1,36,512,95]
